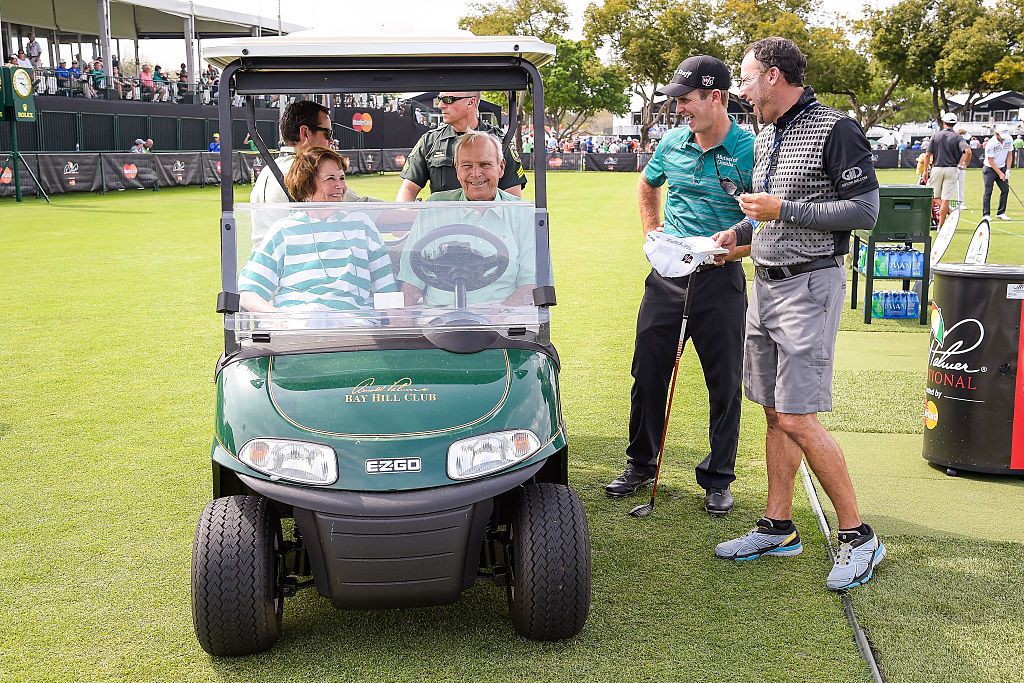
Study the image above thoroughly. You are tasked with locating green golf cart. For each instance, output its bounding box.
[190,34,591,656]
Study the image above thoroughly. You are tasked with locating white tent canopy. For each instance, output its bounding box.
[0,0,306,39]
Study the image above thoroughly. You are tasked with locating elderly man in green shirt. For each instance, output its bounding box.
[399,130,534,307]
[396,91,526,201]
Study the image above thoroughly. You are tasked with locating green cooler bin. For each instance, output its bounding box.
[874,184,932,238]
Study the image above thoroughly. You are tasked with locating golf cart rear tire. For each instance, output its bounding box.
[191,495,283,656]
[508,483,591,640]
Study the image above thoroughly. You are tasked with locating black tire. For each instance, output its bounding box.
[508,483,591,640]
[191,495,283,656]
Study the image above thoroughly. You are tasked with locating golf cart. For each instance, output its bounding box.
[190,34,591,656]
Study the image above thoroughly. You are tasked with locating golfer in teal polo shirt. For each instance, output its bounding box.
[606,55,755,518]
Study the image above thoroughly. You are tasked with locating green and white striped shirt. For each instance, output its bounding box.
[239,210,398,311]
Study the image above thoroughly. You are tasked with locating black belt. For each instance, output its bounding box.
[754,255,840,281]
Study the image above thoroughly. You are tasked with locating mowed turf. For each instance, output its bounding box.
[0,167,1019,682]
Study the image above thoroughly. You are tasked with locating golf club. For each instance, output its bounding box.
[629,267,698,518]
[1005,178,1024,212]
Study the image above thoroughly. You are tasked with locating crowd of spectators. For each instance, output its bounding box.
[10,51,228,105]
[538,135,657,154]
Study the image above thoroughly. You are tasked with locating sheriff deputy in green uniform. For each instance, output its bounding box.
[396,91,526,201]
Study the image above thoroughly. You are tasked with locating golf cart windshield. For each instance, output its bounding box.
[230,200,550,348]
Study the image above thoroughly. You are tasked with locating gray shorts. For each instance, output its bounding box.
[743,266,845,414]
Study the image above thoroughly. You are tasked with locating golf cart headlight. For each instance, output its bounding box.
[447,430,541,480]
[238,439,338,485]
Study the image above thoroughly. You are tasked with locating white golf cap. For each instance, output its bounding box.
[942,112,957,124]
[996,124,1010,135]
[643,232,727,279]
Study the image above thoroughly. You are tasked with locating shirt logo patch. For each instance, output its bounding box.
[841,167,864,181]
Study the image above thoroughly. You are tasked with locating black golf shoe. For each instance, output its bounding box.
[605,464,656,498]
[705,486,734,516]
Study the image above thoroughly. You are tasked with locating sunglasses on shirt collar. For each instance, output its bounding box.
[713,153,748,198]
[436,95,473,105]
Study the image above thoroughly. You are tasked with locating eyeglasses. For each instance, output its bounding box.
[436,95,472,105]
[713,154,748,198]
[310,125,334,138]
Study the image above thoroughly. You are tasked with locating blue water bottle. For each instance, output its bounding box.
[858,244,867,274]
[874,247,889,277]
[906,291,920,318]
[871,291,884,318]
[910,249,923,277]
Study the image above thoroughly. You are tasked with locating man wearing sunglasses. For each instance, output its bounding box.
[250,99,376,247]
[605,55,754,519]
[712,37,885,592]
[396,91,526,201]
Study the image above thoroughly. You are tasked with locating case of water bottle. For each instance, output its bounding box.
[871,290,921,319]
[857,244,925,278]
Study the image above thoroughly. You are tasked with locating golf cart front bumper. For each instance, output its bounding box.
[237,459,545,609]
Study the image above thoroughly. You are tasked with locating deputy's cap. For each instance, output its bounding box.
[996,124,1010,135]
[656,55,731,98]
[942,112,958,124]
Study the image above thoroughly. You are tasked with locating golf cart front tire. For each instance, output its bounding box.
[191,495,283,656]
[508,483,591,640]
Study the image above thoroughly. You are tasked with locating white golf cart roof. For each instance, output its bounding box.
[203,31,555,70]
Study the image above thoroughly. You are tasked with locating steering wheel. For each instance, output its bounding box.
[408,223,510,298]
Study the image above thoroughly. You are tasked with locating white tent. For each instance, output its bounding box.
[1,0,307,85]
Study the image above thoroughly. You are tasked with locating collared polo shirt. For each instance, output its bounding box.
[643,116,754,239]
[400,121,527,194]
[397,187,535,305]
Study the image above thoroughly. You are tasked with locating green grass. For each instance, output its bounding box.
[0,168,1022,682]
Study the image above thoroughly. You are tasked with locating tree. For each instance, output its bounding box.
[584,0,718,146]
[867,0,987,123]
[544,38,630,140]
[459,0,571,147]
[457,0,569,41]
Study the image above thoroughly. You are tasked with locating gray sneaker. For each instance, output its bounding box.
[715,518,802,560]
[827,527,886,591]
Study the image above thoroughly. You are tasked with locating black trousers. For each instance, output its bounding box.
[983,166,1009,216]
[626,262,746,490]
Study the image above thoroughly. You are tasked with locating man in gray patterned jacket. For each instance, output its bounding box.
[712,37,886,591]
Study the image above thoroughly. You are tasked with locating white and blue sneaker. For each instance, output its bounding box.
[715,518,803,560]
[827,526,886,591]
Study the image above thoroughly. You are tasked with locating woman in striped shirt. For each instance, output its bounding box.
[238,147,398,321]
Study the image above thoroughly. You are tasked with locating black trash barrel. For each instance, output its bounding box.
[923,263,1024,474]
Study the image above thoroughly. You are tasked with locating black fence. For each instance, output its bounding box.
[0,149,412,198]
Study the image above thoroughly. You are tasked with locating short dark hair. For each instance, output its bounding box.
[280,100,330,146]
[744,37,806,87]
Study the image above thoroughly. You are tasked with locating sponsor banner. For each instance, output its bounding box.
[584,153,639,172]
[357,149,383,175]
[1014,300,1024,469]
[638,152,654,172]
[35,153,102,193]
[381,148,412,173]
[352,112,373,132]
[544,153,583,171]
[201,152,222,185]
[0,154,39,197]
[155,153,203,187]
[872,149,898,168]
[103,153,158,190]
[336,149,360,175]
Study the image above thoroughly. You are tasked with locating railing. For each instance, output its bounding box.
[30,67,282,107]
